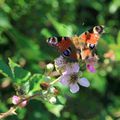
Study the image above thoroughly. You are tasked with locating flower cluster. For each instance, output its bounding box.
[12,95,27,107]
[85,55,98,73]
[54,56,93,93]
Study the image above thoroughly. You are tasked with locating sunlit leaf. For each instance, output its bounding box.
[8,58,31,83]
[0,59,13,78]
[29,74,42,93]
[47,14,73,36]
[0,13,11,29]
[117,31,120,45]
[45,102,64,117]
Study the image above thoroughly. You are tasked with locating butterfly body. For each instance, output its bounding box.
[47,25,104,61]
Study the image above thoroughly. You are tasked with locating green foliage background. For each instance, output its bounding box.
[0,0,120,120]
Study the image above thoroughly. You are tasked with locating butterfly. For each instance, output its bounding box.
[47,25,104,62]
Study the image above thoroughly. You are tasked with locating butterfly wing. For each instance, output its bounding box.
[79,25,104,48]
[47,36,79,61]
[72,25,104,60]
[46,25,104,61]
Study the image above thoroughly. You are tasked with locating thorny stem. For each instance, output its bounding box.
[0,77,59,120]
[0,93,41,120]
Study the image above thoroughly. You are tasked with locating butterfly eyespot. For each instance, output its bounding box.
[63,48,71,57]
[47,37,58,46]
[89,44,95,49]
[94,26,104,34]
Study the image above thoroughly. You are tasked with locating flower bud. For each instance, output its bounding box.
[12,95,27,107]
[86,64,96,73]
[53,88,59,95]
[40,82,50,90]
[20,100,27,107]
[49,87,59,95]
[46,63,54,71]
[49,97,56,104]
[12,95,20,105]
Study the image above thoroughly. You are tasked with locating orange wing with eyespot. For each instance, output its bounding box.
[70,26,104,60]
[47,25,104,61]
[80,32,100,45]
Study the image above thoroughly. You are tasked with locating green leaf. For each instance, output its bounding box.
[83,72,107,94]
[91,73,107,94]
[0,12,11,29]
[45,102,64,117]
[109,0,120,13]
[57,96,66,105]
[8,58,19,72]
[8,58,31,83]
[0,59,13,78]
[29,74,43,94]
[47,14,73,36]
[117,30,120,45]
[109,44,120,61]
[0,100,8,112]
[14,66,31,83]
[8,28,41,61]
[25,101,57,120]
[41,28,52,38]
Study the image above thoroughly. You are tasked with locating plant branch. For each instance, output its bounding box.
[0,93,41,120]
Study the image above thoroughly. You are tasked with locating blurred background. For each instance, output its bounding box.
[0,0,120,120]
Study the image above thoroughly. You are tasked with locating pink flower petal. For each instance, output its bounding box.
[20,100,27,107]
[78,78,90,87]
[12,95,27,107]
[69,83,79,93]
[12,95,20,105]
[86,64,96,73]
[59,74,70,85]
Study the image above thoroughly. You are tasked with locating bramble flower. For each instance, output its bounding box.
[12,95,27,107]
[54,56,67,73]
[59,63,90,93]
[86,56,98,73]
[60,73,90,93]
[86,64,96,73]
[63,62,80,74]
[54,56,80,74]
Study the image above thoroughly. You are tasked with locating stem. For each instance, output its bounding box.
[50,78,59,85]
[0,93,41,119]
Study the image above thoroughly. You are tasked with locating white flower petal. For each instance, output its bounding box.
[64,64,73,74]
[59,74,70,85]
[54,55,66,68]
[70,83,79,93]
[72,63,80,73]
[78,78,90,87]
[64,63,80,74]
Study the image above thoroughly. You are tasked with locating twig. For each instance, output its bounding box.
[0,93,41,120]
[0,77,59,119]
[0,107,17,119]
